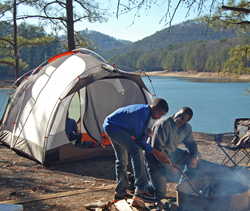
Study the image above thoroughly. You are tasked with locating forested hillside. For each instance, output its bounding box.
[101,20,250,72]
[107,36,250,72]
[81,30,132,52]
[60,29,132,52]
[98,20,248,59]
[1,19,249,80]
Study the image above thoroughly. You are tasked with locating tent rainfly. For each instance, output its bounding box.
[0,49,154,165]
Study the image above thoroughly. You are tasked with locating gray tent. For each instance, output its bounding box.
[0,49,153,165]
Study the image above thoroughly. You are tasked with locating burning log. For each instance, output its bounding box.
[197,180,226,197]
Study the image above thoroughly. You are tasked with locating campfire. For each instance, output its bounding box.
[197,180,229,197]
[176,179,249,211]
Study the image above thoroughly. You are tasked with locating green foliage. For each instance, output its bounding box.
[223,44,250,75]
[111,36,250,73]
[136,48,164,71]
[162,51,184,71]
[182,47,194,70]
[0,0,58,81]
[0,21,60,78]
[0,57,29,69]
[198,0,250,75]
[99,20,249,59]
[205,52,216,72]
[32,0,108,50]
[74,32,97,50]
[108,50,143,71]
[201,0,250,34]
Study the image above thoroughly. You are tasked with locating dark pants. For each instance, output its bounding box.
[68,133,82,146]
[146,148,201,199]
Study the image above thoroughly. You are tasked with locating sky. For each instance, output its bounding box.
[74,0,199,42]
[14,0,213,42]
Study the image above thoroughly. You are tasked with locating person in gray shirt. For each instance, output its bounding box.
[144,107,201,200]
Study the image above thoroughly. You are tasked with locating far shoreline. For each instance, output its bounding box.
[144,70,250,82]
[1,70,249,90]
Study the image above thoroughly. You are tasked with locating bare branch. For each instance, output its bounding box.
[116,0,120,18]
[0,61,16,68]
[222,5,250,13]
[16,15,66,21]
[235,20,250,25]
[169,0,182,26]
[75,0,92,14]
[0,38,14,46]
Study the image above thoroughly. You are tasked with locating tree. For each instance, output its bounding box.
[0,0,53,85]
[182,47,194,71]
[199,0,250,76]
[0,23,53,82]
[17,22,60,70]
[136,49,163,71]
[21,0,108,51]
[205,52,216,71]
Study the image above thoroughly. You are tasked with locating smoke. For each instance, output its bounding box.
[177,159,250,210]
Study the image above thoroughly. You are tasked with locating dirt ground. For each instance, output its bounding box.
[1,132,250,211]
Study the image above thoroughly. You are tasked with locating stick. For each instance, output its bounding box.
[0,184,116,204]
[172,164,201,196]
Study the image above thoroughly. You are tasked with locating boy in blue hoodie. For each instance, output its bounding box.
[103,98,171,203]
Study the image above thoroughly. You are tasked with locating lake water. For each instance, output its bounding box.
[142,76,250,134]
[0,77,249,134]
[0,89,13,120]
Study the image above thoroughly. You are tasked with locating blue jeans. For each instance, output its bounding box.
[105,130,148,196]
[146,148,201,199]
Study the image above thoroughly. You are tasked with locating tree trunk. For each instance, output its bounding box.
[13,0,20,86]
[66,0,75,51]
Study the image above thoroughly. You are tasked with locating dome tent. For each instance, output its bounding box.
[0,49,153,165]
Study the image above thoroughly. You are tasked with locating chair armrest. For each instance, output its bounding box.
[212,132,234,144]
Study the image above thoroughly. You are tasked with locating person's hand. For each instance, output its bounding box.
[66,134,69,138]
[151,149,172,165]
[189,157,198,168]
[160,156,171,164]
[100,142,106,148]
[77,130,81,134]
[147,128,153,137]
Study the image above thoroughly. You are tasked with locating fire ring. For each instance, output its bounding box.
[176,179,249,211]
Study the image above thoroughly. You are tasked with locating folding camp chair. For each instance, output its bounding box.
[214,118,250,168]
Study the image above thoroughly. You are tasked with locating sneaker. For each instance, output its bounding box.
[113,193,133,203]
[133,192,158,203]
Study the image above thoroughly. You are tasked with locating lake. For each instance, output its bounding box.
[142,76,250,134]
[0,77,249,134]
[0,89,12,120]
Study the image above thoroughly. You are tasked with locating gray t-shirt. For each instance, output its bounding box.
[145,115,198,164]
